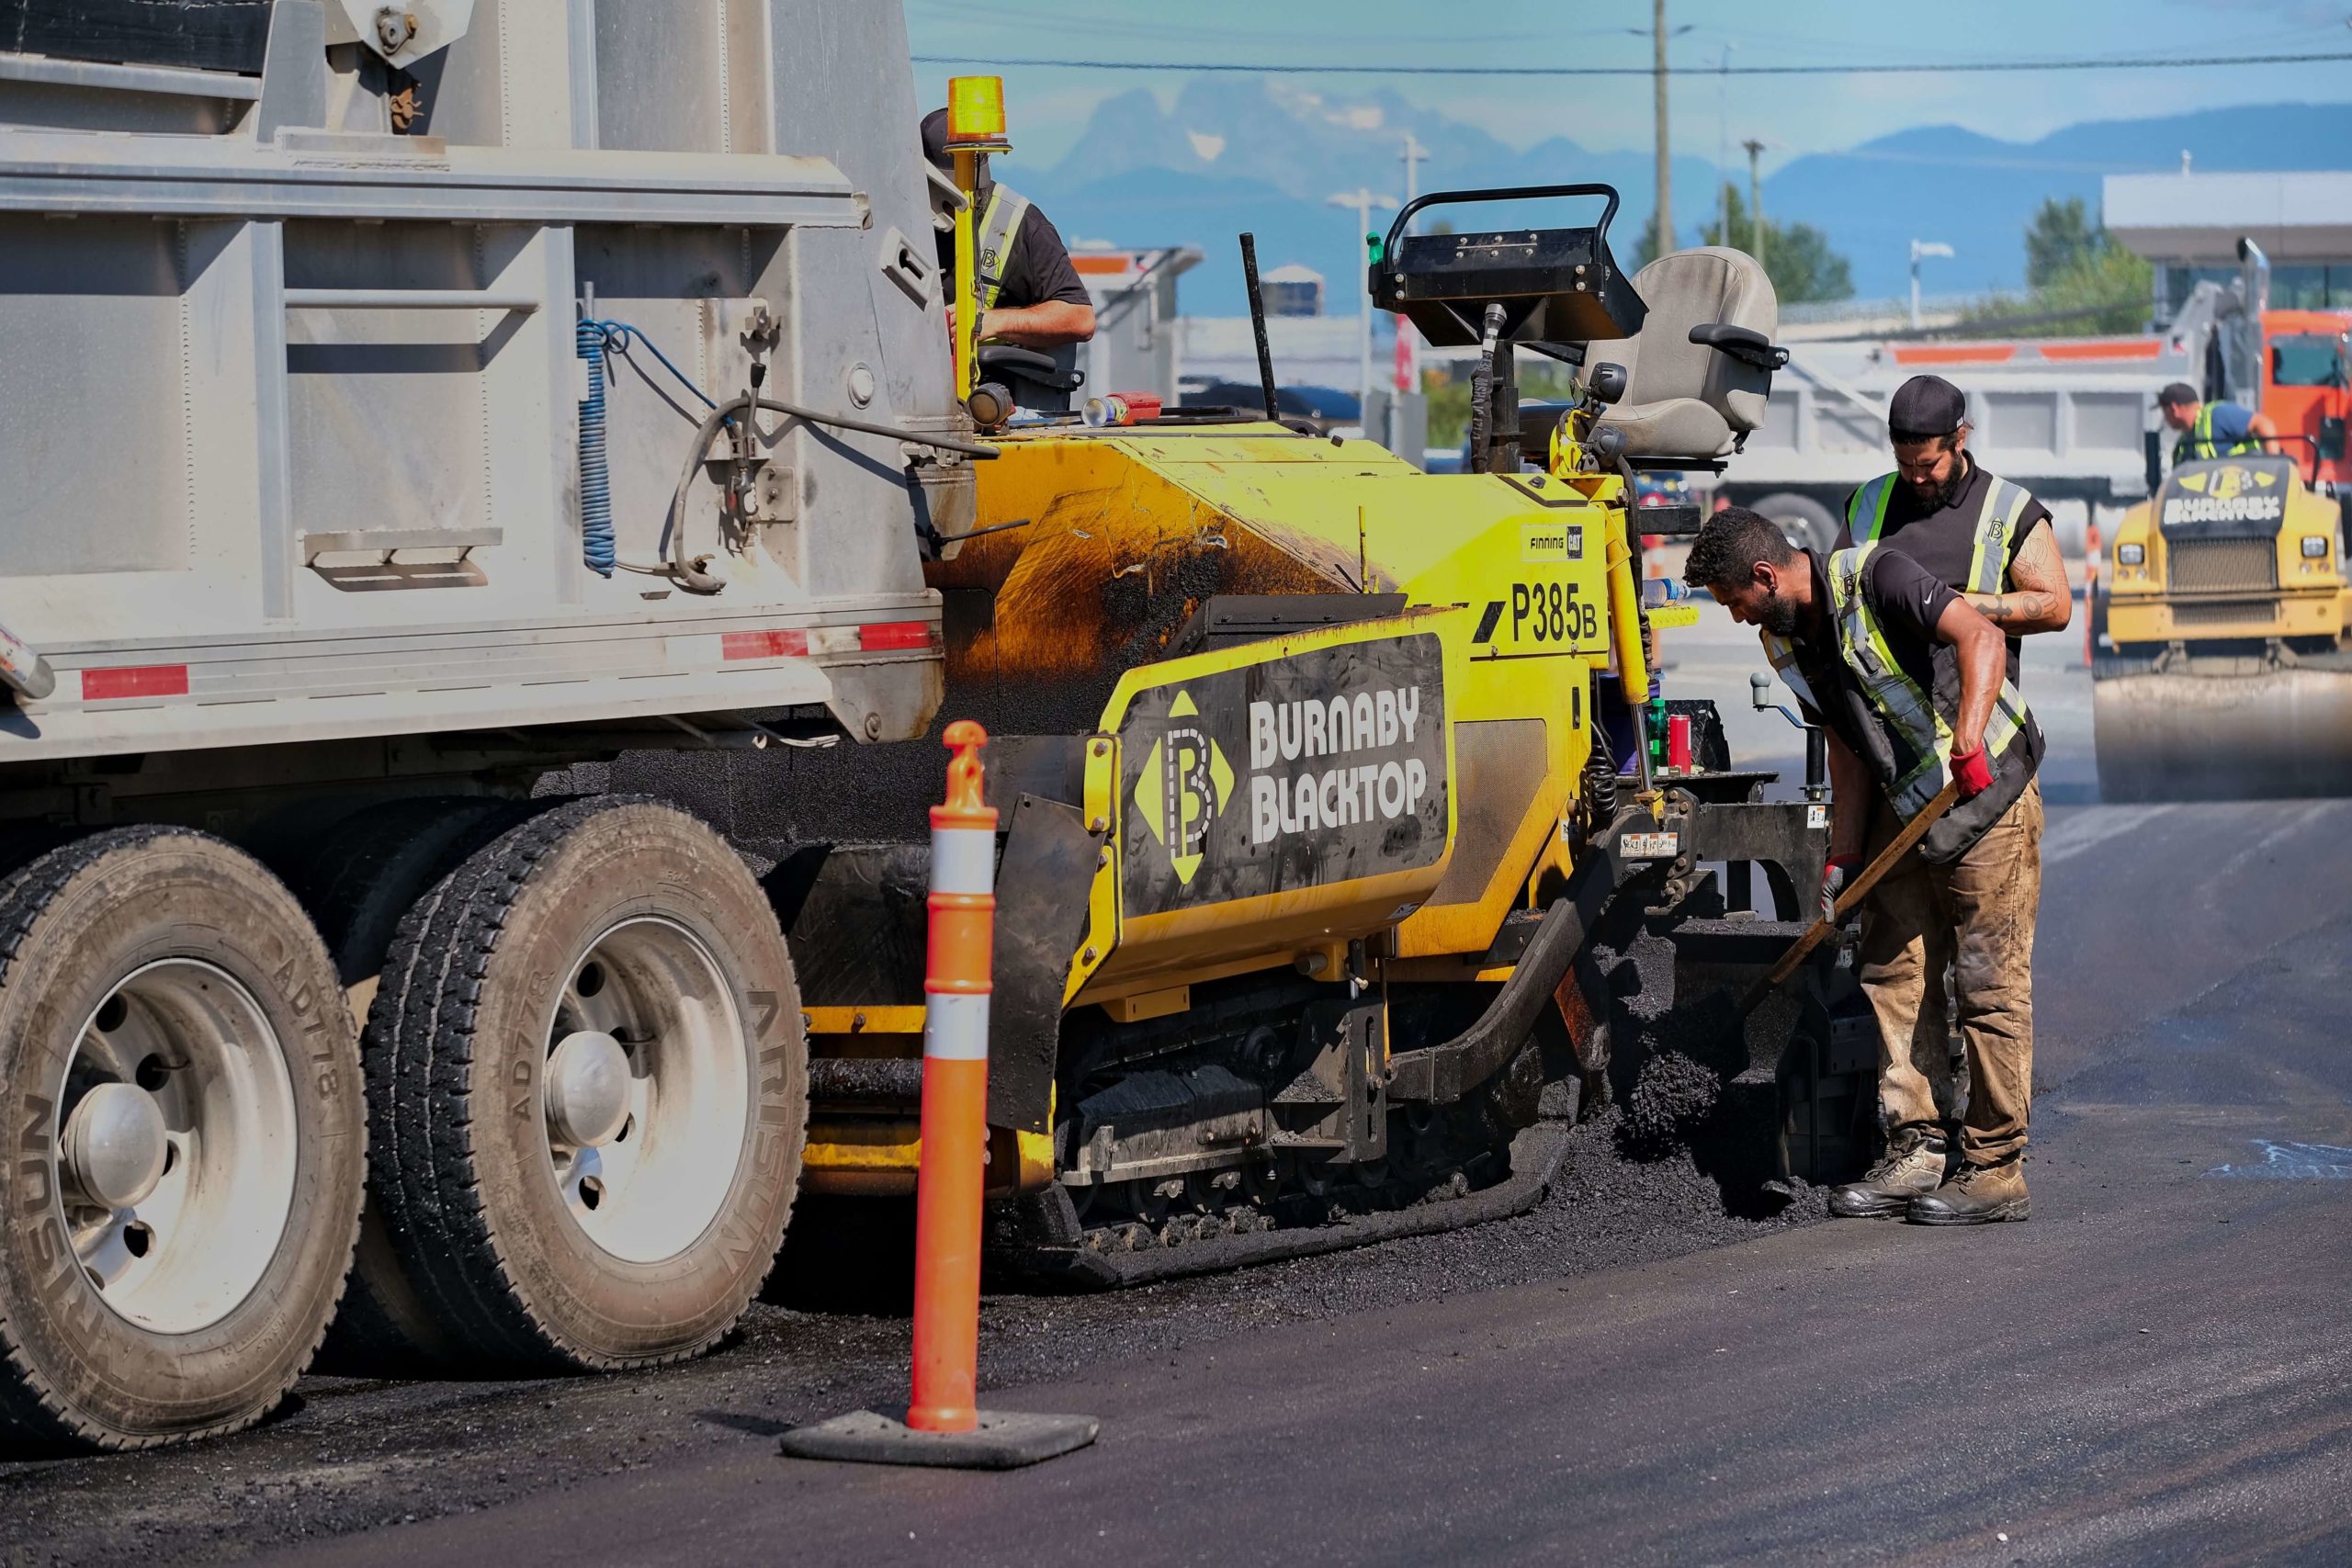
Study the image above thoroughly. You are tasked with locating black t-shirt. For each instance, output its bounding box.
[1785,547,1957,761]
[1834,456,2052,683]
[1784,545,2043,857]
[933,183,1091,310]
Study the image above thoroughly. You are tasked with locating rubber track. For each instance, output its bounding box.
[366,795,783,1371]
[0,829,360,1451]
[1007,1122,1572,1290]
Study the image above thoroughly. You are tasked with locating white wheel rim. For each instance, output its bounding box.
[52,960,300,1336]
[540,918,750,1265]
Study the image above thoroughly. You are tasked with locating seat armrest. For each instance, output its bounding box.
[1688,321,1790,371]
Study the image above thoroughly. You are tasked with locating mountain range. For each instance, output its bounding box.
[1002,80,2352,317]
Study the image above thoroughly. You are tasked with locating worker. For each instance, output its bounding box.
[1687,507,2044,1225]
[2158,381,2277,463]
[1831,374,2064,1175]
[921,107,1095,352]
[1837,375,2073,657]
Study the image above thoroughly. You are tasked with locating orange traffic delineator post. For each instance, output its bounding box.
[2083,519,2103,668]
[780,721,1099,1471]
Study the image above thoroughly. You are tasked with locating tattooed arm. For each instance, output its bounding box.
[1962,519,2073,634]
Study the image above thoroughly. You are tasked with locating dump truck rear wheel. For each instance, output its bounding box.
[271,795,547,1374]
[367,798,807,1370]
[0,829,364,1450]
[1752,492,1838,555]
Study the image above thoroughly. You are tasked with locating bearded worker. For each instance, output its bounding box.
[1822,373,2063,1215]
[1689,506,2045,1224]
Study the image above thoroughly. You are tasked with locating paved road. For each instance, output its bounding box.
[6,604,2348,1566]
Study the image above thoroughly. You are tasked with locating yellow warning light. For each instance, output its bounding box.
[946,76,1010,149]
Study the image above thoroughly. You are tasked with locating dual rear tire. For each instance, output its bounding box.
[364,797,807,1369]
[0,797,808,1448]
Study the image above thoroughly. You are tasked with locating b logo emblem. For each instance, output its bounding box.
[1133,691,1233,886]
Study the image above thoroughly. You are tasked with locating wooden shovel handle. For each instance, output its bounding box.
[1737,778,1962,1017]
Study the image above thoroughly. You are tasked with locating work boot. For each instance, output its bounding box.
[1826,1134,1950,1219]
[1908,1159,2030,1225]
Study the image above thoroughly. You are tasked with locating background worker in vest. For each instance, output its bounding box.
[1688,507,2046,1224]
[2158,381,2278,463]
[921,107,1095,354]
[1832,373,2065,1172]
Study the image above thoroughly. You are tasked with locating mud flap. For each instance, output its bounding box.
[987,794,1105,1134]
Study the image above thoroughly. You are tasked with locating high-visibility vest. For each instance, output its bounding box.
[973,185,1033,311]
[1846,469,2038,593]
[2175,403,2261,463]
[1763,543,2034,829]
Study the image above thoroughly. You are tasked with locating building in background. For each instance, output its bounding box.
[2106,169,2352,321]
[1259,263,1326,317]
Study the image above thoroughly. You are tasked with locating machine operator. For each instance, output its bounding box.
[1689,506,2045,1225]
[2159,380,2278,463]
[921,107,1095,352]
[1826,373,2062,1219]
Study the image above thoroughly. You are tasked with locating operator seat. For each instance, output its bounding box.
[1589,246,1783,461]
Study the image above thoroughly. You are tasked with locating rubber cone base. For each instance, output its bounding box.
[778,1408,1099,1470]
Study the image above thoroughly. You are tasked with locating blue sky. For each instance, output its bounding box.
[907,0,2352,171]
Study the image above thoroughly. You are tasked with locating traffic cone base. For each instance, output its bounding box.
[778,1408,1100,1472]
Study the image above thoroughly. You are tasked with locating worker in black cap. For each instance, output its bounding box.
[921,107,1094,353]
[1815,371,2062,1224]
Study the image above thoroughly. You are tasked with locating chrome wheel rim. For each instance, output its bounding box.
[541,918,749,1265]
[52,960,300,1336]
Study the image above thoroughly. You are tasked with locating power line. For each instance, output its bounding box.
[910,50,2352,78]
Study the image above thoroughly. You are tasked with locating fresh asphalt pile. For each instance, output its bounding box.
[0,1105,1813,1566]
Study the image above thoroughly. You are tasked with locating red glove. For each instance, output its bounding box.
[1950,745,1995,800]
[1820,853,1862,925]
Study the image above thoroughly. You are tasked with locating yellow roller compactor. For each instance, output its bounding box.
[740,186,1870,1284]
[2095,454,2352,800]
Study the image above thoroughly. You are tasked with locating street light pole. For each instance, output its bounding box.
[1328,186,1398,426]
[1910,239,1954,329]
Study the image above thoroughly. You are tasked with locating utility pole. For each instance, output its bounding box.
[1716,44,1733,247]
[1652,0,1670,256]
[1742,137,1766,278]
[1328,186,1397,424]
[1397,132,1429,392]
[1623,5,1690,261]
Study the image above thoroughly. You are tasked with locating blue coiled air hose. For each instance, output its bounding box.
[575,316,617,577]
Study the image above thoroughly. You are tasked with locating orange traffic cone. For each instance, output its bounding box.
[780,722,1099,1471]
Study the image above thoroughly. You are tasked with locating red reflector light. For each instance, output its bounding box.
[858,621,937,652]
[83,665,188,701]
[721,629,809,660]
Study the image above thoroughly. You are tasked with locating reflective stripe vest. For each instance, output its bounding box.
[1845,468,2038,594]
[1763,543,2036,832]
[973,185,1034,311]
[2175,403,2261,463]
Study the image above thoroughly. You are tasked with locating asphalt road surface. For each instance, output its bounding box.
[5,604,2348,1566]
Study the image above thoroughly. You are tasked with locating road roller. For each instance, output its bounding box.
[2095,454,2352,800]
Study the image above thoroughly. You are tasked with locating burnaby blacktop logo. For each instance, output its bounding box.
[2165,464,2283,525]
[1133,683,1435,888]
[1134,692,1232,886]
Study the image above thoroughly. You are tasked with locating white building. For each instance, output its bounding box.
[2106,169,2352,321]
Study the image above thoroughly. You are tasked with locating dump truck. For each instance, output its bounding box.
[0,2,1855,1450]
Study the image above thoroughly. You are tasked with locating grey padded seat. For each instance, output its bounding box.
[1589,246,1780,460]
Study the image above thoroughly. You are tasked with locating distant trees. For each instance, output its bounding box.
[1957,196,2153,336]
[1695,185,1853,305]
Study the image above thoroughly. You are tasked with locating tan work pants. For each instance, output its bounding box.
[1857,777,2042,1168]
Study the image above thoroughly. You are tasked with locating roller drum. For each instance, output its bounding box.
[2093,668,2352,801]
